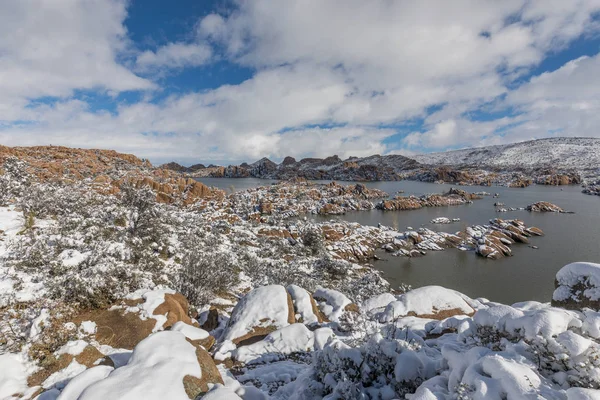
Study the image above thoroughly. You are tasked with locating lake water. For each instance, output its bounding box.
[196,177,600,304]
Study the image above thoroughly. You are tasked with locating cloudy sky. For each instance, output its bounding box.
[1,0,599,165]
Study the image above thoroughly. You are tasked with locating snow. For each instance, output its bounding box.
[57,340,89,356]
[203,386,243,400]
[554,262,600,302]
[59,249,87,267]
[78,331,201,400]
[463,353,562,400]
[223,285,292,343]
[42,360,87,390]
[171,321,210,341]
[381,286,474,322]
[567,388,600,400]
[313,287,352,322]
[0,206,24,238]
[287,284,319,325]
[56,366,113,400]
[234,323,315,364]
[0,354,28,399]
[79,321,97,335]
[556,331,593,358]
[361,292,397,315]
[503,308,581,339]
[582,310,600,339]
[29,308,50,339]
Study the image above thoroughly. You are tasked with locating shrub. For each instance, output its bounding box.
[312,334,430,399]
[0,157,31,205]
[174,236,240,306]
[301,227,325,255]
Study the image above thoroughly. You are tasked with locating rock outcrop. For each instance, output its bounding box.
[376,188,477,211]
[526,201,564,212]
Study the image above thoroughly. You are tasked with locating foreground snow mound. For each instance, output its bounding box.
[79,331,221,400]
[381,286,475,322]
[553,262,600,310]
[223,285,294,345]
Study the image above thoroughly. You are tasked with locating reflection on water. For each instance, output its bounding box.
[196,177,600,304]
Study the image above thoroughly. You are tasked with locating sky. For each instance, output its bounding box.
[0,0,599,166]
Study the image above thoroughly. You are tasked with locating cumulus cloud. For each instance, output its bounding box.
[0,0,599,163]
[0,0,153,119]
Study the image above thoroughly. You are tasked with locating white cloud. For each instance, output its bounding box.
[1,0,600,163]
[0,0,153,119]
[136,43,212,72]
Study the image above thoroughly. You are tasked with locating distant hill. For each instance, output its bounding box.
[412,137,600,170]
[191,154,420,181]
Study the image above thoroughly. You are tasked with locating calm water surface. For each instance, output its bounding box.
[197,177,600,304]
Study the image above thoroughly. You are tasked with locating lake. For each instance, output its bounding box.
[196,177,600,304]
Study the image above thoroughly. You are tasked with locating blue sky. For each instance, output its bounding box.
[0,0,599,165]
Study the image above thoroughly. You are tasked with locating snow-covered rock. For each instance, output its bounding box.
[527,201,565,212]
[553,262,600,310]
[286,285,322,325]
[381,286,475,322]
[234,323,323,364]
[223,285,294,345]
[313,287,354,322]
[78,331,222,400]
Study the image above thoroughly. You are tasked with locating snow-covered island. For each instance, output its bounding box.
[0,146,599,400]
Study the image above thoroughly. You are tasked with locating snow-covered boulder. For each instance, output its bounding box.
[234,323,331,364]
[313,287,357,322]
[381,286,475,322]
[171,321,215,350]
[361,292,397,316]
[79,331,222,400]
[223,285,295,345]
[553,262,600,310]
[287,284,325,325]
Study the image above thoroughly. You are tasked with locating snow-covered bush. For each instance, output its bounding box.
[174,235,240,306]
[120,183,168,246]
[301,227,325,255]
[311,333,436,399]
[0,157,31,205]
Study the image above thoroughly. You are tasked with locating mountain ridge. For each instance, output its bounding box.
[163,137,599,183]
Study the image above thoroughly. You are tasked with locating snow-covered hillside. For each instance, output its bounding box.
[413,137,600,170]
